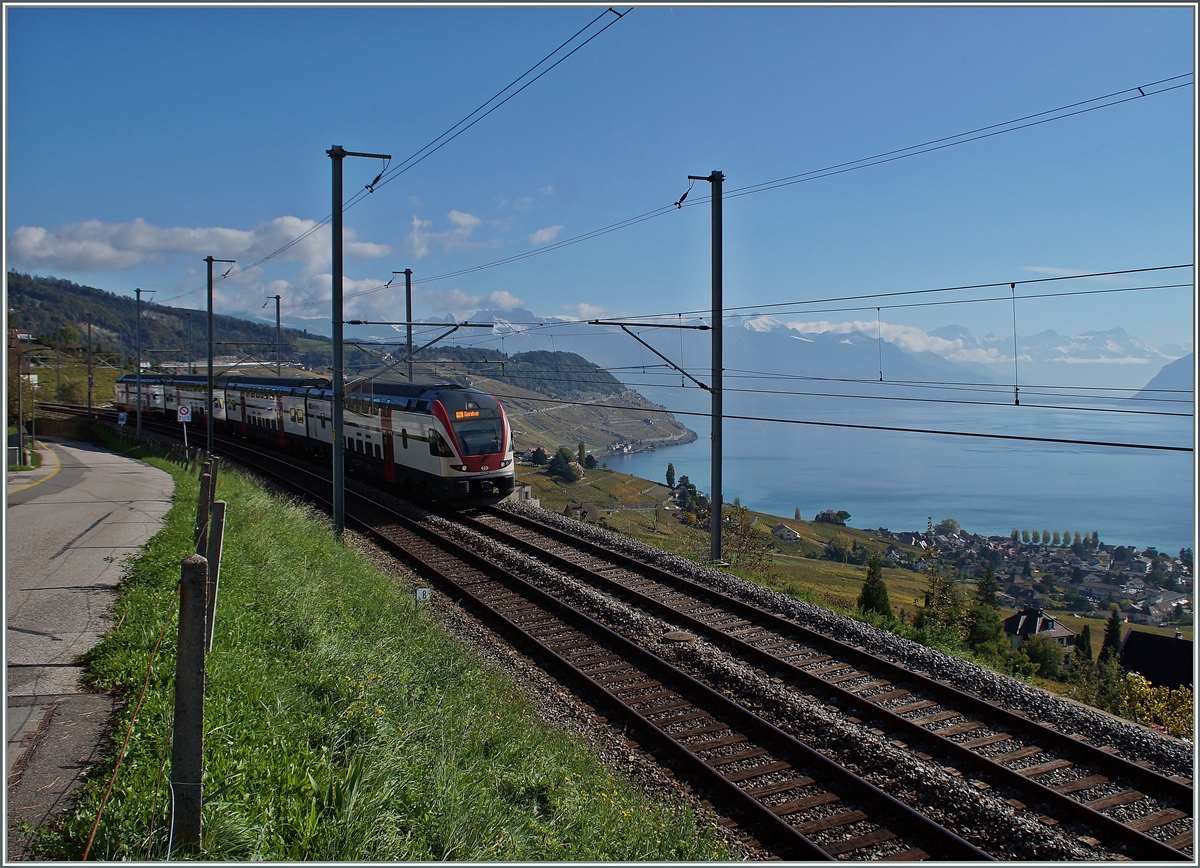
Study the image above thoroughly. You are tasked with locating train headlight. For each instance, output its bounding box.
[499,459,512,468]
[452,464,469,472]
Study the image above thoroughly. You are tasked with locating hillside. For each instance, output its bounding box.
[400,346,694,455]
[6,271,343,369]
[7,272,695,454]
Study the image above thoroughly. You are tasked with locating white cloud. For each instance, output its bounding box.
[539,185,555,195]
[6,215,390,279]
[485,290,525,311]
[406,210,496,259]
[529,225,564,246]
[559,302,607,321]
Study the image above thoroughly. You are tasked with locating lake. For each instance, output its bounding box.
[600,386,1196,556]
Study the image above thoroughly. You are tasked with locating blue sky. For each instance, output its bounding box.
[5,5,1196,366]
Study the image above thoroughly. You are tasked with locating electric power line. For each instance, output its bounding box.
[479,391,1193,453]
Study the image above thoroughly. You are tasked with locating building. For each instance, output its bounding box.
[562,501,602,523]
[1119,630,1193,690]
[771,523,802,543]
[1002,607,1077,651]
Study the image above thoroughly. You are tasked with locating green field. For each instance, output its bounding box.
[33,434,729,861]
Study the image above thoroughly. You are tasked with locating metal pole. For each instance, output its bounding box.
[205,256,235,454]
[186,311,192,375]
[87,321,93,420]
[690,171,724,562]
[274,295,282,376]
[405,269,413,382]
[328,144,390,535]
[136,288,143,439]
[55,333,61,402]
[206,258,214,453]
[330,145,346,534]
[710,170,723,564]
[27,334,35,455]
[17,335,25,465]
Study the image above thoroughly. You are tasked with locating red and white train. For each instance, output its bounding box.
[115,373,515,501]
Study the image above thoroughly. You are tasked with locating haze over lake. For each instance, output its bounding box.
[602,386,1195,557]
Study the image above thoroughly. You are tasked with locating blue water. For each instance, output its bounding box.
[601,388,1196,556]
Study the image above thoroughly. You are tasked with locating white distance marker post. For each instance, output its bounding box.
[178,404,191,450]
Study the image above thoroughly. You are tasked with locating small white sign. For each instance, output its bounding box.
[415,587,432,603]
[177,405,192,423]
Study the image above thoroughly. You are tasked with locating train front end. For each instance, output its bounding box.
[430,389,515,502]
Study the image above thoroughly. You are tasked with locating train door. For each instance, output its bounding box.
[381,407,395,482]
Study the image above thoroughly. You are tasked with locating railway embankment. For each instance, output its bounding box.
[24,434,729,861]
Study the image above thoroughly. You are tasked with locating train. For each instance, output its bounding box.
[114,372,516,502]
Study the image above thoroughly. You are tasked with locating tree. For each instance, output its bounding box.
[1181,548,1193,570]
[857,555,892,619]
[976,568,999,607]
[1031,530,1040,545]
[966,603,1005,653]
[547,447,581,482]
[1074,623,1094,663]
[1011,528,1020,542]
[666,462,675,488]
[721,505,774,575]
[578,441,587,465]
[1052,531,1061,546]
[827,533,854,563]
[1021,633,1065,679]
[914,560,966,643]
[1022,559,1032,578]
[934,518,960,536]
[794,507,802,521]
[1074,531,1082,546]
[1022,530,1030,544]
[1042,529,1051,546]
[530,447,548,466]
[583,453,597,470]
[1099,607,1123,662]
[814,509,849,525]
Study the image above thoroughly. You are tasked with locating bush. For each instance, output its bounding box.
[1020,633,1065,679]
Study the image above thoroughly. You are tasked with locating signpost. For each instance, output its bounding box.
[118,410,127,426]
[178,404,191,449]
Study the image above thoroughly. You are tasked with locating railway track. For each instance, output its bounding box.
[64,408,1194,859]
[452,505,1194,860]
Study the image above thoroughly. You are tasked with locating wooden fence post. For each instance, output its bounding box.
[169,554,208,854]
[204,501,226,652]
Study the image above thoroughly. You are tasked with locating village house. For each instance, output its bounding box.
[1119,629,1193,690]
[562,501,603,523]
[1002,607,1077,651]
[770,523,803,543]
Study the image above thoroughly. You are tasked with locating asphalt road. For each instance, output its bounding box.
[5,439,173,859]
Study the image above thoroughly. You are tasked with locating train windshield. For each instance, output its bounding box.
[453,417,504,456]
[440,392,505,456]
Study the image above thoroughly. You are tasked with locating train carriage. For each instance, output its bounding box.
[115,373,515,503]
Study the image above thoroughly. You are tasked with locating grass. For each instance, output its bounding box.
[34,432,729,861]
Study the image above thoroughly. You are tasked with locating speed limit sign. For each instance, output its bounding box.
[177,405,191,423]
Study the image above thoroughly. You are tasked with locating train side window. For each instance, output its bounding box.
[374,443,381,459]
[401,429,408,449]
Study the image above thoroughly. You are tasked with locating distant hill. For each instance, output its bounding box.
[1132,353,1194,399]
[6,271,339,368]
[6,272,694,453]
